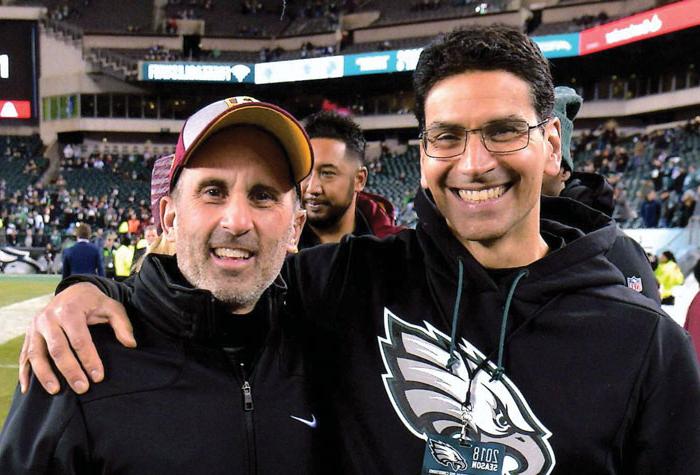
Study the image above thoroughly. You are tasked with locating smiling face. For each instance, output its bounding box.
[420,70,561,264]
[161,126,305,313]
[301,137,366,229]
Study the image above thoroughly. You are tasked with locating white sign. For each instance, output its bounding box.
[396,48,423,72]
[0,54,8,79]
[605,14,663,45]
[146,63,251,82]
[255,56,344,84]
[536,40,573,53]
[354,55,390,72]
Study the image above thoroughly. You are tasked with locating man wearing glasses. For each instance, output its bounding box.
[18,25,700,473]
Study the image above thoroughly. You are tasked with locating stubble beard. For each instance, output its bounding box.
[176,225,294,313]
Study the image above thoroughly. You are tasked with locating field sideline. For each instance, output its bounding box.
[0,275,61,427]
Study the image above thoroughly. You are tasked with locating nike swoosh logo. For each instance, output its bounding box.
[290,414,317,428]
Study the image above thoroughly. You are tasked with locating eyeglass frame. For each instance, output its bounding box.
[420,117,550,160]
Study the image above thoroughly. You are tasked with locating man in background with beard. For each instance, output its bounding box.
[299,111,401,248]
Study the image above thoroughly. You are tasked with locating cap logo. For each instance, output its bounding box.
[224,96,257,108]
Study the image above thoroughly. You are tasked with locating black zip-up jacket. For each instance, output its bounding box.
[285,189,700,474]
[0,254,320,474]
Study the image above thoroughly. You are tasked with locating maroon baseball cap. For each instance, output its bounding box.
[169,96,313,191]
[151,153,174,232]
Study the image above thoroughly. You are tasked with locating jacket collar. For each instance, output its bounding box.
[131,254,286,343]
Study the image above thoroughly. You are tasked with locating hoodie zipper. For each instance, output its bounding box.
[239,362,256,475]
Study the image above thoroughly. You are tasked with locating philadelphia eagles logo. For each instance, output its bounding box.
[378,309,556,475]
[428,438,468,471]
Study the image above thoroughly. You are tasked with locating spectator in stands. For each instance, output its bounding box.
[44,243,56,274]
[678,190,697,227]
[102,233,118,279]
[655,250,684,305]
[61,223,104,279]
[541,85,659,303]
[299,111,402,248]
[132,225,159,271]
[684,259,700,361]
[62,144,74,160]
[640,190,661,227]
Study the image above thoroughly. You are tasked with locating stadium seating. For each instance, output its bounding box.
[0,136,46,195]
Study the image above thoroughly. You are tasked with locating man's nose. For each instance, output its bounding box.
[220,195,254,235]
[454,132,497,177]
[303,171,322,195]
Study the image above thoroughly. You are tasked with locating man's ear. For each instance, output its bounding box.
[160,195,177,243]
[287,207,307,254]
[419,147,429,189]
[355,166,368,192]
[544,117,562,177]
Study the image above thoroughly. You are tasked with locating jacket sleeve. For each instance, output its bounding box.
[57,274,135,303]
[283,239,349,327]
[606,234,661,304]
[623,316,700,473]
[0,379,91,473]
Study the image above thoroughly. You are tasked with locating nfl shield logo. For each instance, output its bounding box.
[627,276,643,293]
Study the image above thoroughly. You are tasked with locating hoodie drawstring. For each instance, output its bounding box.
[446,259,464,372]
[492,269,529,381]
[446,263,529,382]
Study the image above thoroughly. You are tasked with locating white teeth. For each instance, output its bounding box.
[457,186,507,203]
[213,248,251,259]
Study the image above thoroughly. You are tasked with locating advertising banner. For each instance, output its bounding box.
[579,0,700,55]
[140,62,254,83]
[254,56,344,84]
[533,33,580,58]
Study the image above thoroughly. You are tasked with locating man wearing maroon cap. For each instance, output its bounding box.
[0,97,320,473]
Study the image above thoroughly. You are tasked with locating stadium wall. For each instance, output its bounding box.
[541,0,656,23]
[579,87,700,118]
[353,11,523,43]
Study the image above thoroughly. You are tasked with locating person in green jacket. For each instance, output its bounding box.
[654,250,684,305]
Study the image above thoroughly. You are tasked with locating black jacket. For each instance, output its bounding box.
[285,188,700,474]
[0,254,320,474]
[541,196,660,304]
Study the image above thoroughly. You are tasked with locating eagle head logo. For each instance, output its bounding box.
[428,438,468,471]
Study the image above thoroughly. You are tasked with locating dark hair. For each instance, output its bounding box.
[303,111,366,164]
[413,24,555,130]
[662,250,677,263]
[75,223,91,239]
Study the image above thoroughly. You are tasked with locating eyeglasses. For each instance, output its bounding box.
[420,118,549,159]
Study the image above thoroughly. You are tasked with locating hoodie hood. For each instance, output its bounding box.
[562,172,614,216]
[356,191,405,239]
[414,188,626,304]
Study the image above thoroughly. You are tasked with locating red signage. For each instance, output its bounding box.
[0,100,31,119]
[579,0,700,55]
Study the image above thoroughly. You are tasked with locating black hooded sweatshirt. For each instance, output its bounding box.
[0,254,321,474]
[285,188,700,474]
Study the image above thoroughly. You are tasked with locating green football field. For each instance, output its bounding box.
[0,275,61,427]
